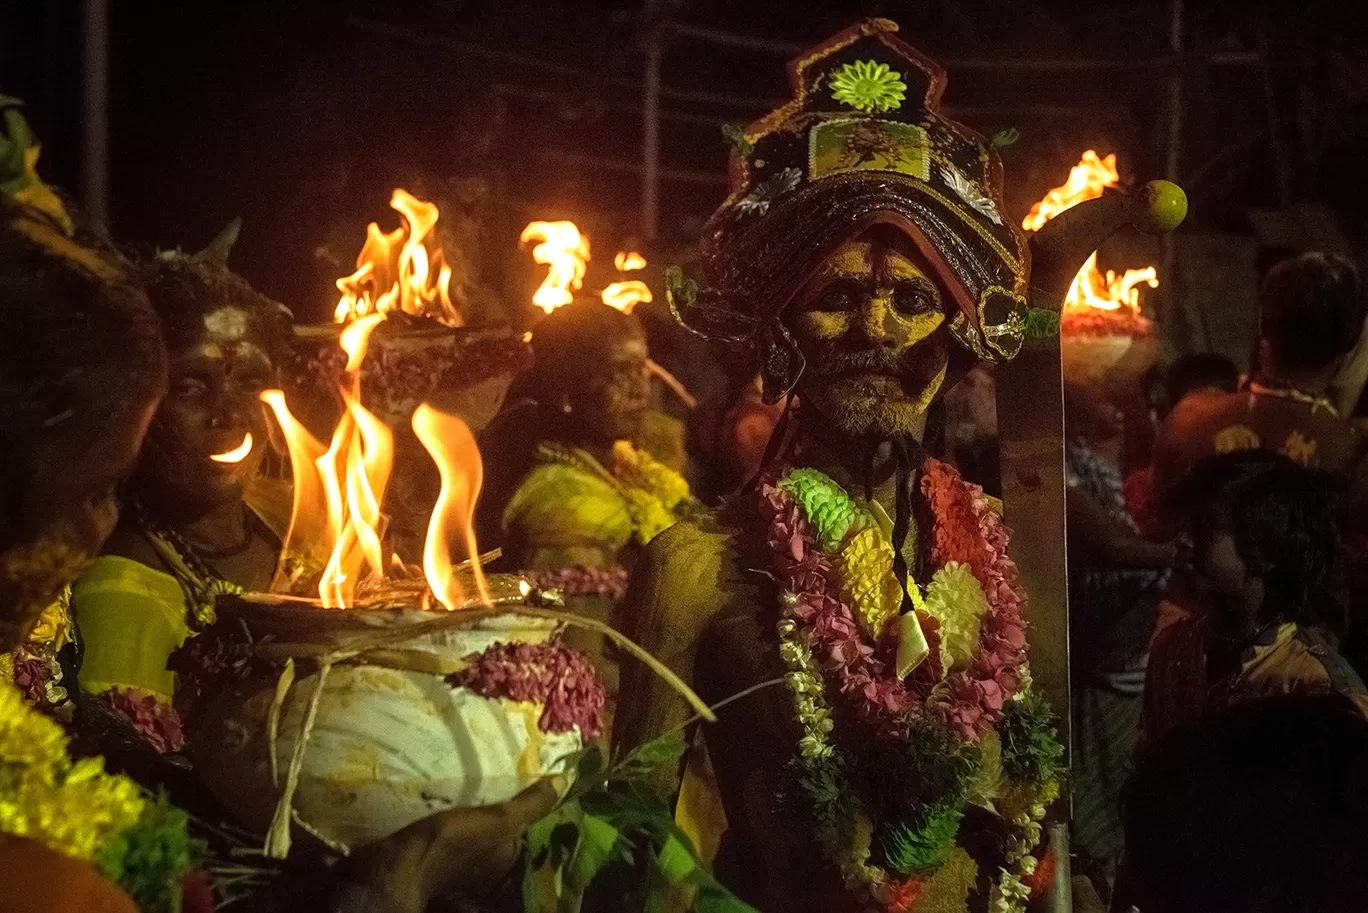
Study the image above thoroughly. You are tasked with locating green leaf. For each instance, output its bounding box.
[999,689,1066,786]
[1024,307,1061,339]
[721,123,754,156]
[989,127,1021,150]
[614,730,687,776]
[0,95,21,108]
[566,744,608,797]
[561,813,622,907]
[663,266,699,311]
[96,793,203,913]
[642,834,700,913]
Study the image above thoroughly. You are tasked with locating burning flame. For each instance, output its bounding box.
[334,189,463,327]
[263,314,489,609]
[615,251,647,272]
[209,432,253,464]
[1022,150,1119,232]
[522,221,590,313]
[602,249,652,313]
[1022,150,1158,317]
[601,281,652,313]
[411,404,489,609]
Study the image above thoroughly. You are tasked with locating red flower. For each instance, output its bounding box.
[1024,848,1056,898]
[102,688,185,754]
[449,641,608,739]
[887,875,930,912]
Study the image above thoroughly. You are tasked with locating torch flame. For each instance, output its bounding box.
[615,251,647,272]
[1022,150,1158,319]
[334,189,463,327]
[601,280,653,313]
[263,197,497,609]
[521,221,590,314]
[209,432,254,464]
[264,314,396,608]
[1022,150,1120,232]
[411,404,489,609]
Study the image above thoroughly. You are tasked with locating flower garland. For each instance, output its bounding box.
[2,586,75,722]
[756,460,1059,913]
[0,680,201,912]
[522,564,631,600]
[448,641,608,740]
[98,688,186,755]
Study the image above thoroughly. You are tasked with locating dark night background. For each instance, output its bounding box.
[4,0,1368,338]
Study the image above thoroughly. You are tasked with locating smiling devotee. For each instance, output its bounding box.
[613,19,1185,913]
[68,227,294,751]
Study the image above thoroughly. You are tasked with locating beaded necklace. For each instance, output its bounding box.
[1247,380,1338,417]
[130,502,244,630]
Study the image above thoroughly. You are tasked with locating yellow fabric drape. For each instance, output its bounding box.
[502,462,635,569]
[71,556,189,701]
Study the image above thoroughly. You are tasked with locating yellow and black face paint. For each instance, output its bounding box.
[786,237,952,438]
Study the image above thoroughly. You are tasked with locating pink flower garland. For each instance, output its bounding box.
[757,459,1028,743]
[450,641,607,739]
[100,688,186,755]
[522,565,630,600]
[921,459,1028,740]
[758,479,913,735]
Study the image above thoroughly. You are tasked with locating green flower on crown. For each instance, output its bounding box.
[829,60,907,114]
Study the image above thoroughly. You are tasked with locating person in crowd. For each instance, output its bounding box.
[1143,451,1368,744]
[1124,353,1240,536]
[1163,352,1242,410]
[1063,381,1174,878]
[499,299,698,578]
[69,232,294,737]
[714,374,787,495]
[1152,253,1367,519]
[1118,694,1368,913]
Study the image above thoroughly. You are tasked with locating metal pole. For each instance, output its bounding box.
[1160,0,1188,345]
[641,32,663,240]
[82,0,109,236]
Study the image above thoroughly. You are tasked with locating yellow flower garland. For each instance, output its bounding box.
[0,681,147,863]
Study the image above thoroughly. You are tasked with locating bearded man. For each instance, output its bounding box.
[613,19,1186,913]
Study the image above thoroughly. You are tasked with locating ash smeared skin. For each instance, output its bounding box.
[787,236,951,438]
[203,306,249,342]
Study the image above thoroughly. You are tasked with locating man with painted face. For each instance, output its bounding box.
[613,20,1185,913]
[70,226,294,723]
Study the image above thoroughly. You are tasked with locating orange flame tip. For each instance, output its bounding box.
[601,280,653,313]
[334,188,463,327]
[614,251,647,272]
[411,403,489,610]
[521,220,590,314]
[209,432,254,464]
[1022,150,1119,233]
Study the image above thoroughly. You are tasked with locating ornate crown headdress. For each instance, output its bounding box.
[670,19,1030,399]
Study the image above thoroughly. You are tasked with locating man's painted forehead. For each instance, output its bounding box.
[819,235,932,282]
